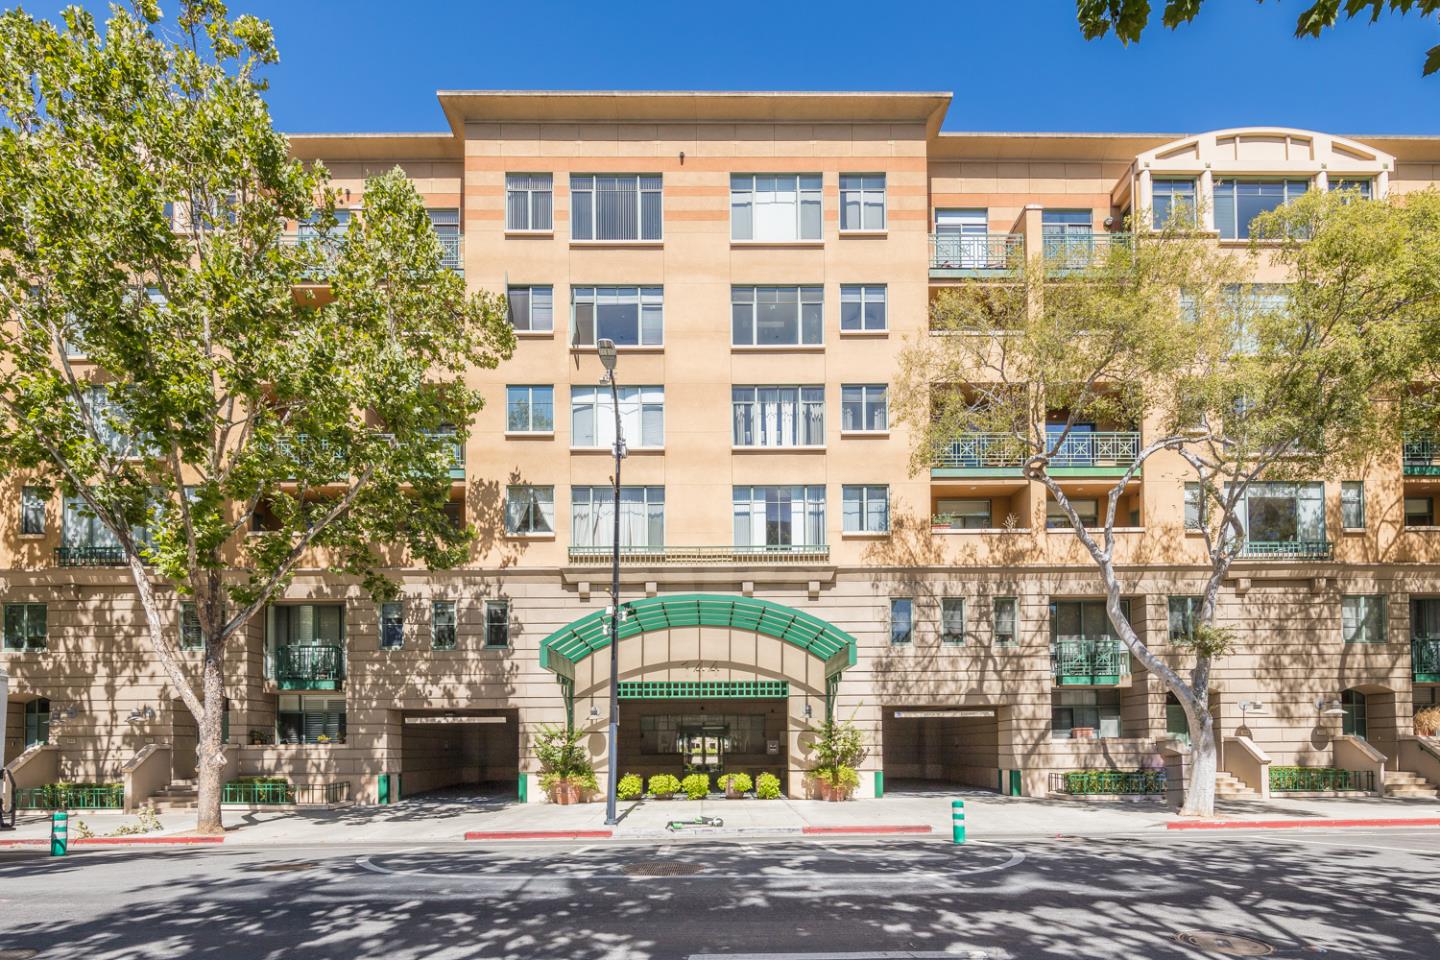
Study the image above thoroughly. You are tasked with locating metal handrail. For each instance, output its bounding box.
[929,233,1023,271]
[1403,434,1439,469]
[1238,540,1333,560]
[1048,431,1141,467]
[1413,636,1440,679]
[935,433,1026,469]
[567,544,830,565]
[55,545,128,567]
[1042,231,1132,270]
[274,644,345,684]
[1051,638,1131,680]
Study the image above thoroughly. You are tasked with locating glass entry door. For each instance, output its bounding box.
[678,724,728,776]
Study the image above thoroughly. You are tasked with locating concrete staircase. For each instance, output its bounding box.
[148,778,198,811]
[1215,772,1259,800]
[1383,771,1439,799]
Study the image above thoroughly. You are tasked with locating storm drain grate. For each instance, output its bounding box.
[1175,931,1274,957]
[253,861,320,873]
[623,861,703,877]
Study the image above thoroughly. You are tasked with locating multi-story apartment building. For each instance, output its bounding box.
[5,91,1440,807]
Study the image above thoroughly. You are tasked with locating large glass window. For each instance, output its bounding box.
[270,605,344,646]
[731,286,823,346]
[507,286,553,332]
[941,598,966,645]
[62,496,123,552]
[571,486,665,549]
[572,287,663,347]
[842,485,889,533]
[428,209,461,269]
[504,485,555,535]
[1412,597,1440,640]
[506,174,553,232]
[1183,482,1204,530]
[839,174,886,231]
[81,385,147,456]
[733,486,826,548]
[1047,497,1099,529]
[1341,481,1366,529]
[380,601,404,650]
[1329,178,1372,200]
[571,386,664,448]
[1341,595,1386,644]
[1236,482,1325,546]
[485,600,510,648]
[1152,178,1197,228]
[1406,496,1435,527]
[933,209,992,269]
[1214,178,1310,240]
[936,498,992,530]
[890,598,914,645]
[507,385,554,434]
[277,695,345,745]
[840,285,887,332]
[1168,596,1201,642]
[570,174,662,241]
[731,174,822,241]
[993,597,1018,646]
[3,603,47,651]
[180,601,202,650]
[1051,689,1122,739]
[731,386,824,448]
[432,601,457,650]
[840,385,887,432]
[20,486,45,535]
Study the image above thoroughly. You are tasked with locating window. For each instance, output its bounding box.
[380,601,404,650]
[485,600,510,648]
[1214,179,1310,240]
[936,498,993,530]
[731,174,822,241]
[842,485,889,533]
[429,209,461,268]
[1043,210,1093,234]
[941,598,965,645]
[890,598,914,645]
[1226,283,1290,354]
[1152,179,1197,228]
[1050,599,1131,670]
[572,287,663,347]
[506,174,553,232]
[24,698,50,748]
[1413,597,1440,641]
[731,286,823,347]
[1236,482,1325,546]
[1047,497,1099,529]
[1042,211,1098,267]
[1052,690,1122,739]
[81,385,145,457]
[1341,689,1368,739]
[269,604,344,646]
[507,286,553,332]
[571,486,665,549]
[1406,496,1435,527]
[277,695,345,745]
[1184,483,1205,530]
[62,496,123,553]
[840,285,887,332]
[504,485,555,535]
[507,385,554,433]
[432,600,457,650]
[1166,692,1190,744]
[180,601,203,650]
[571,386,664,448]
[1168,596,1201,642]
[933,209,995,269]
[3,603,47,651]
[840,385,887,432]
[21,486,45,535]
[570,174,662,241]
[1329,178,1372,200]
[993,597,1017,646]
[839,174,886,231]
[731,386,824,447]
[1341,481,1365,530]
[297,209,350,243]
[733,486,826,547]
[1342,595,1386,644]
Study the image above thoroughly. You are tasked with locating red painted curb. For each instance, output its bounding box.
[801,825,933,835]
[0,835,224,846]
[1168,817,1440,831]
[464,830,614,841]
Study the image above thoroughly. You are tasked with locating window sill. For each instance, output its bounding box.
[932,527,1031,535]
[839,230,888,238]
[731,344,825,353]
[571,344,665,354]
[1341,527,1366,535]
[1048,526,1145,534]
[840,430,890,439]
[569,240,664,249]
[730,240,825,249]
[838,329,889,338]
[504,532,557,541]
[513,330,555,339]
[841,530,890,539]
[18,533,45,540]
[570,446,664,454]
[731,445,826,453]
[505,431,555,440]
[505,230,555,239]
[1405,525,1440,532]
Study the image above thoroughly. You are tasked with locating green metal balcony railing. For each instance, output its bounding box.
[934,433,1026,471]
[1050,770,1165,796]
[1268,766,1374,793]
[1414,636,1440,682]
[222,779,350,805]
[1042,232,1132,271]
[438,234,462,271]
[1237,540,1333,560]
[54,545,128,567]
[280,232,463,273]
[929,233,1023,274]
[1048,431,1141,469]
[567,544,830,565]
[17,783,124,810]
[274,644,345,691]
[1052,638,1131,684]
[1403,435,1440,476]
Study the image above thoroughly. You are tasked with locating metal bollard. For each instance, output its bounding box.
[51,810,69,857]
[951,798,966,844]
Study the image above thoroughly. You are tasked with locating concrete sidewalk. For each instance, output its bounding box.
[3,791,1437,846]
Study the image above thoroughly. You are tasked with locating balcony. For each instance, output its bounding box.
[1414,637,1440,682]
[1403,435,1440,476]
[932,434,1026,478]
[438,234,463,272]
[566,544,830,566]
[931,431,1141,479]
[54,545,128,567]
[1237,540,1333,561]
[274,644,345,691]
[929,233,1023,278]
[280,233,463,274]
[1052,638,1131,685]
[1047,432,1141,476]
[1042,232,1132,272]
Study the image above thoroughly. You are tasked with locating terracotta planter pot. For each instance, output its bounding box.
[725,786,744,800]
[1072,726,1097,740]
[813,779,853,802]
[549,780,582,805]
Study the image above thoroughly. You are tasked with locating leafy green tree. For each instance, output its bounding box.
[1077,0,1440,75]
[896,191,1438,816]
[0,1,513,833]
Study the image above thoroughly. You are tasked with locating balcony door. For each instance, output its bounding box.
[934,209,989,269]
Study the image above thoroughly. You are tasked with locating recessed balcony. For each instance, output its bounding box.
[929,233,1023,278]
[1042,232,1132,272]
[274,644,345,691]
[1052,638,1131,685]
[1413,637,1440,682]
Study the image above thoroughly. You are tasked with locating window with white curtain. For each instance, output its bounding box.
[570,174,662,241]
[504,485,555,535]
[731,174,822,241]
[507,286,553,332]
[731,286,823,346]
[840,385,887,432]
[572,287,663,347]
[839,174,886,231]
[733,486,826,548]
[571,386,664,448]
[842,485,889,533]
[731,386,824,447]
[571,486,665,548]
[506,386,554,433]
[840,285,887,332]
[1342,595,1386,644]
[506,174,553,232]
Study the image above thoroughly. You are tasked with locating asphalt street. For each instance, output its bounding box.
[0,829,1435,959]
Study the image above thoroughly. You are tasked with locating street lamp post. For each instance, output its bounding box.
[597,338,623,826]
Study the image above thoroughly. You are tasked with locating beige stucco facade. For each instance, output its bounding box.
[5,91,1440,807]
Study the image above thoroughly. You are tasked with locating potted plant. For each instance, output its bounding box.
[681,772,710,800]
[648,773,680,799]
[617,773,644,802]
[717,772,752,799]
[535,724,598,805]
[755,772,782,799]
[1415,706,1440,737]
[809,718,866,801]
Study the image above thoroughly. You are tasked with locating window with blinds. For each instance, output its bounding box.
[277,695,346,745]
[506,174,553,232]
[731,174,822,241]
[570,174,662,241]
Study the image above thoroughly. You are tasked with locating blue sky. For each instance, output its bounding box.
[24,0,1440,134]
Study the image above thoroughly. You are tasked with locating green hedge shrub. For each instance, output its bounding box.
[681,772,711,800]
[617,773,644,801]
[717,772,752,794]
[755,772,782,799]
[648,773,681,798]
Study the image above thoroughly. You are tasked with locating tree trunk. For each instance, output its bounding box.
[1180,709,1217,818]
[193,647,227,835]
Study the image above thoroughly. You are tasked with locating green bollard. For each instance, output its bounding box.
[951,798,965,844]
[51,811,69,857]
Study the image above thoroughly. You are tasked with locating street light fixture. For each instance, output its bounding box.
[598,338,623,826]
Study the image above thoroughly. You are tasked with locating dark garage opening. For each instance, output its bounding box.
[881,705,1001,794]
[399,709,520,801]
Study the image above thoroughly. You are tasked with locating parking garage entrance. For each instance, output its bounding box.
[880,705,1005,795]
[399,708,519,801]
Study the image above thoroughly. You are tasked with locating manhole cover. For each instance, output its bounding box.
[253,861,319,872]
[623,862,702,877]
[1176,931,1274,957]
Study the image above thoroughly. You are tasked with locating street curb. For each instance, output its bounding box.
[464,830,614,840]
[801,825,934,835]
[0,835,225,846]
[1167,817,1440,831]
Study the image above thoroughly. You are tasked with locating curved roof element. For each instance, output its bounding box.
[1134,127,1394,175]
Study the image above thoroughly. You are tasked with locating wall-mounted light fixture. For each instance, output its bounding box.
[126,706,156,724]
[1315,697,1346,718]
[803,702,813,720]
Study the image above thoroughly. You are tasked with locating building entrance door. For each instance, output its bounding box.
[679,724,728,776]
